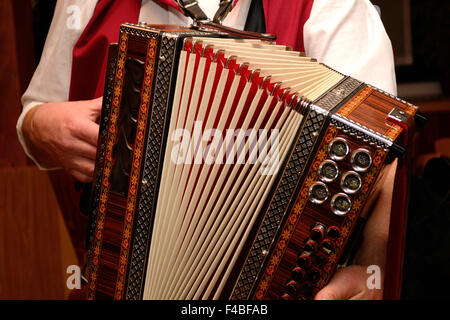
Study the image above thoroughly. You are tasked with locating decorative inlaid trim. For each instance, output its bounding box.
[114,38,158,299]
[313,77,363,114]
[125,34,178,300]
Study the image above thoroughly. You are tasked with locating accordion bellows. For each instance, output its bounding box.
[86,24,418,300]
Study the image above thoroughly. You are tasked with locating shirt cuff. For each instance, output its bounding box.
[16,101,63,171]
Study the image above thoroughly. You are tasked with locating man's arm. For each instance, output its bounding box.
[21,98,102,182]
[16,1,97,171]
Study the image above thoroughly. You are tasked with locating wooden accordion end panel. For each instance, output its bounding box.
[86,23,420,300]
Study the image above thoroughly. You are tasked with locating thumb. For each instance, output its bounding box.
[90,96,103,121]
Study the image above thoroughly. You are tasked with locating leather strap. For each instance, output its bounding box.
[176,0,208,22]
[213,0,234,23]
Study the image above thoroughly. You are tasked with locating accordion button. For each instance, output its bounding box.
[281,293,294,300]
[330,193,352,216]
[321,239,335,252]
[316,252,328,266]
[291,267,305,282]
[300,281,314,296]
[328,137,350,161]
[307,268,322,283]
[297,251,312,269]
[341,171,362,194]
[310,223,326,241]
[304,239,318,252]
[309,182,329,204]
[318,160,339,183]
[285,280,299,296]
[351,148,372,172]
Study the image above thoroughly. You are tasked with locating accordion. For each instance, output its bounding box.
[86,23,421,300]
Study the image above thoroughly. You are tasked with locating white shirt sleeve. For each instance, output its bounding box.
[303,0,397,95]
[16,0,98,169]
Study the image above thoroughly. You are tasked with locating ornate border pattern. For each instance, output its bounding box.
[88,45,118,254]
[114,38,158,299]
[125,34,178,299]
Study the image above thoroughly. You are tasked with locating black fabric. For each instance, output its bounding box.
[401,157,450,299]
[244,0,266,33]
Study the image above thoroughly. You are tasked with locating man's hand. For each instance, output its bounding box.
[315,265,383,300]
[22,97,103,183]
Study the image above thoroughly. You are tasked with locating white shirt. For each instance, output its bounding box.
[17,0,397,169]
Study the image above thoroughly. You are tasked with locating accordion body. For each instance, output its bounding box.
[86,23,419,300]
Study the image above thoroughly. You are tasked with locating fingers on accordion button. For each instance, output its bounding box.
[310,223,326,241]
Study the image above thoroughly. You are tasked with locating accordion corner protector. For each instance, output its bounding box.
[86,23,422,301]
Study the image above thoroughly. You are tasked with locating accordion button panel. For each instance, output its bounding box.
[328,137,350,161]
